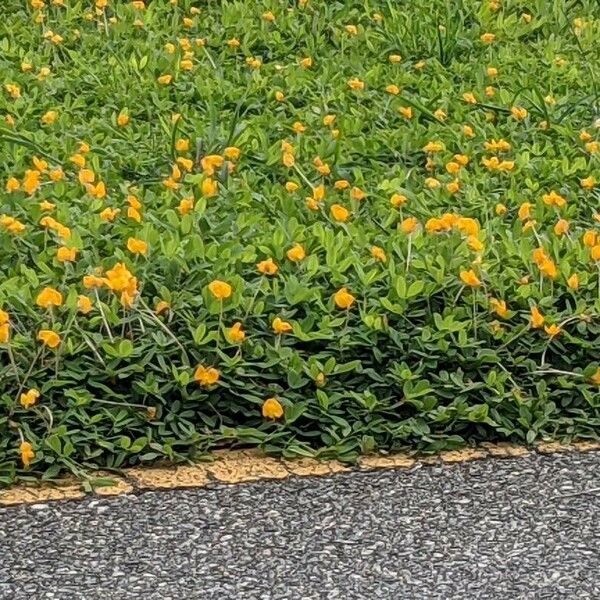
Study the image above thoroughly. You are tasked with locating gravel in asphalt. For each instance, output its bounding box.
[1,451,600,600]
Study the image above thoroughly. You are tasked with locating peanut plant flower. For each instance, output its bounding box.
[20,389,40,409]
[489,298,508,318]
[78,295,93,314]
[460,270,481,287]
[262,397,284,420]
[544,324,562,337]
[286,244,306,262]
[530,306,545,328]
[20,441,35,467]
[400,217,418,234]
[38,329,61,348]
[155,300,170,315]
[194,365,220,386]
[56,246,78,262]
[371,246,386,262]
[334,287,356,309]
[227,322,245,343]
[330,204,350,222]
[36,287,63,309]
[208,280,232,300]
[127,237,148,255]
[0,322,9,343]
[272,317,293,334]
[257,258,279,275]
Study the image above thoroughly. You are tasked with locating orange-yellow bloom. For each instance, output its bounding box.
[262,397,284,420]
[36,287,63,309]
[334,287,356,309]
[194,365,220,386]
[208,280,232,300]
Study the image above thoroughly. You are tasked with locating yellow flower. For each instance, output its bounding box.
[323,114,336,127]
[100,207,120,221]
[275,91,285,102]
[36,287,63,309]
[227,322,245,343]
[590,368,600,385]
[194,365,220,386]
[495,203,507,216]
[553,219,569,236]
[105,262,136,292]
[38,329,61,348]
[41,110,57,125]
[223,146,241,160]
[5,83,21,99]
[544,324,561,337]
[178,197,194,215]
[286,244,306,262]
[334,287,356,309]
[511,106,528,120]
[56,246,78,262]
[175,138,190,152]
[389,54,402,63]
[292,121,306,134]
[157,74,173,85]
[542,190,566,208]
[518,202,533,220]
[347,78,365,90]
[489,298,508,318]
[22,170,41,195]
[117,113,130,127]
[299,57,313,68]
[350,187,366,201]
[486,66,498,77]
[567,273,579,290]
[272,317,293,334]
[390,193,407,207]
[20,389,40,409]
[399,106,413,119]
[467,236,484,252]
[0,322,9,344]
[400,217,418,234]
[78,295,93,314]
[154,300,170,315]
[480,32,496,43]
[127,238,148,255]
[208,280,232,300]
[460,270,481,287]
[285,181,299,193]
[385,84,400,95]
[201,177,218,197]
[371,246,386,262]
[462,92,477,104]
[530,306,545,328]
[49,168,64,181]
[331,204,350,222]
[6,177,20,192]
[257,258,279,275]
[423,141,444,153]
[581,176,596,189]
[262,397,284,420]
[583,230,597,247]
[20,441,35,467]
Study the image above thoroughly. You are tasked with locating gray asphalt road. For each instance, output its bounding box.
[1,452,600,600]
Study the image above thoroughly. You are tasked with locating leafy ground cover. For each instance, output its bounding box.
[1,0,600,484]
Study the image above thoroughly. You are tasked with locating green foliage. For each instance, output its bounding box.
[0,0,599,484]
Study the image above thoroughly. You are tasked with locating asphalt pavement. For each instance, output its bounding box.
[1,451,600,599]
